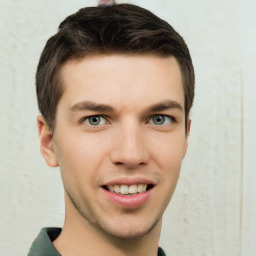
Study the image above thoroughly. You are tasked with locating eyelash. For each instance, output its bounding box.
[79,115,109,126]
[79,114,176,127]
[147,114,176,125]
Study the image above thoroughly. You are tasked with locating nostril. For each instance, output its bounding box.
[115,162,124,166]
[110,138,149,168]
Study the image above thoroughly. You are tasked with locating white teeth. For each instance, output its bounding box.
[120,185,129,194]
[108,185,115,192]
[114,185,120,193]
[128,184,138,194]
[106,184,148,195]
[137,184,144,193]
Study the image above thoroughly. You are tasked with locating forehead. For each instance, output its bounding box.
[59,54,184,111]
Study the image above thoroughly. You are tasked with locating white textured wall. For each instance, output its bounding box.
[0,1,255,255]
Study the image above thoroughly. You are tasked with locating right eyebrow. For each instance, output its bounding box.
[70,101,115,113]
[148,100,184,113]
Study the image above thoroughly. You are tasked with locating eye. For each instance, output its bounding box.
[83,115,107,126]
[148,114,173,125]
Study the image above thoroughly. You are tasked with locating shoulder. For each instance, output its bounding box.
[27,227,62,256]
[158,247,166,256]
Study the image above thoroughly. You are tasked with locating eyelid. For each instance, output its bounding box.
[80,114,110,126]
[79,114,176,126]
[147,114,176,125]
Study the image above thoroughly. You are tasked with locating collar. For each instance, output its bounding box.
[28,227,166,256]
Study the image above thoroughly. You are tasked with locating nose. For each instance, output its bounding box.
[110,123,149,168]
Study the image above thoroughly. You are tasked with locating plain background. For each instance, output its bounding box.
[0,0,255,255]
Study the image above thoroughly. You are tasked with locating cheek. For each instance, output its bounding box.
[56,146,87,192]
[54,132,107,187]
[148,131,186,170]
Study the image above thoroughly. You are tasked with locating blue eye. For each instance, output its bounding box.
[84,115,107,126]
[149,115,172,125]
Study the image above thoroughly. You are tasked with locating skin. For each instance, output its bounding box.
[38,54,190,256]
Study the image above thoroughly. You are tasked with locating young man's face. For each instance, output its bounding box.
[40,54,189,239]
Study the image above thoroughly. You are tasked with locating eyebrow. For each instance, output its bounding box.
[148,100,184,113]
[71,101,114,112]
[70,100,183,113]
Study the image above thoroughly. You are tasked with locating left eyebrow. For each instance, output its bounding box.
[148,100,184,113]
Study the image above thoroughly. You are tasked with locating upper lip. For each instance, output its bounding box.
[102,177,157,187]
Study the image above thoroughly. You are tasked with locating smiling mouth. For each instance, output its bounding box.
[102,184,154,195]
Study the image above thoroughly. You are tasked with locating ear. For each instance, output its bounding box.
[183,118,191,158]
[37,115,59,167]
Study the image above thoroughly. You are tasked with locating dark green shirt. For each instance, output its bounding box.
[28,227,166,256]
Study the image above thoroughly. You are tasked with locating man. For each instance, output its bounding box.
[28,1,194,255]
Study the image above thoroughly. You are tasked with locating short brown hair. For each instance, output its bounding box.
[36,3,195,131]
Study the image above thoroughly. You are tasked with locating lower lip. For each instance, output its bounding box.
[102,188,153,208]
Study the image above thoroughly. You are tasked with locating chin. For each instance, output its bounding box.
[102,215,161,241]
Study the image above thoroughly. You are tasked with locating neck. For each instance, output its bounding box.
[53,193,162,256]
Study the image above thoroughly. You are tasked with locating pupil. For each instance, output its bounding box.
[89,116,100,125]
[154,115,164,124]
